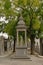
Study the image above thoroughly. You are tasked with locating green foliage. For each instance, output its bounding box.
[4,0,11,10]
[3,0,11,18]
[4,19,17,38]
[0,22,3,32]
[1,0,42,39]
[40,22,43,32]
[22,9,30,27]
[18,0,23,6]
[32,18,41,30]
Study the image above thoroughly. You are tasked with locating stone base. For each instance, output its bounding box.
[12,46,30,59]
[11,56,30,59]
[10,54,31,60]
[16,47,27,56]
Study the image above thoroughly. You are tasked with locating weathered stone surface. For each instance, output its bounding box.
[0,36,4,55]
[15,15,29,58]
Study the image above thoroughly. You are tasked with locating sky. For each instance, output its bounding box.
[0,32,8,39]
[0,17,8,39]
[0,17,9,24]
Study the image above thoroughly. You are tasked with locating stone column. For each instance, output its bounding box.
[17,30,19,45]
[25,30,27,46]
[7,39,10,52]
[2,38,4,54]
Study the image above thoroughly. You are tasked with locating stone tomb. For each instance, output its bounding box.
[0,36,4,55]
[14,15,30,59]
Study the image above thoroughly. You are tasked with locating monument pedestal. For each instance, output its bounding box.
[13,45,30,59]
[15,46,27,57]
[12,15,30,59]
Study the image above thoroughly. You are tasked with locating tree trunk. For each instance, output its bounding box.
[30,35,35,55]
[13,39,16,52]
[40,38,43,55]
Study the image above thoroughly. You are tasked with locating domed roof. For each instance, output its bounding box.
[16,15,27,29]
[18,15,25,25]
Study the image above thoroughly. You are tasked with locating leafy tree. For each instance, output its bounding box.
[4,0,11,10]
[0,22,3,32]
[39,0,43,37]
[4,18,18,52]
[0,0,5,16]
[4,0,42,54]
[15,0,41,54]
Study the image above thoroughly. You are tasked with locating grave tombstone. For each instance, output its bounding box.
[0,36,4,55]
[4,39,7,51]
[7,38,11,52]
[35,38,40,54]
[40,38,43,55]
[14,15,29,59]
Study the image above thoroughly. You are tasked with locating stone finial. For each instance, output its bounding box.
[18,15,25,25]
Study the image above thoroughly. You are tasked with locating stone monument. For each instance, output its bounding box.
[14,15,29,59]
[0,36,4,55]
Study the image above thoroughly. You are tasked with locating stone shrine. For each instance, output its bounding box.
[15,15,29,59]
